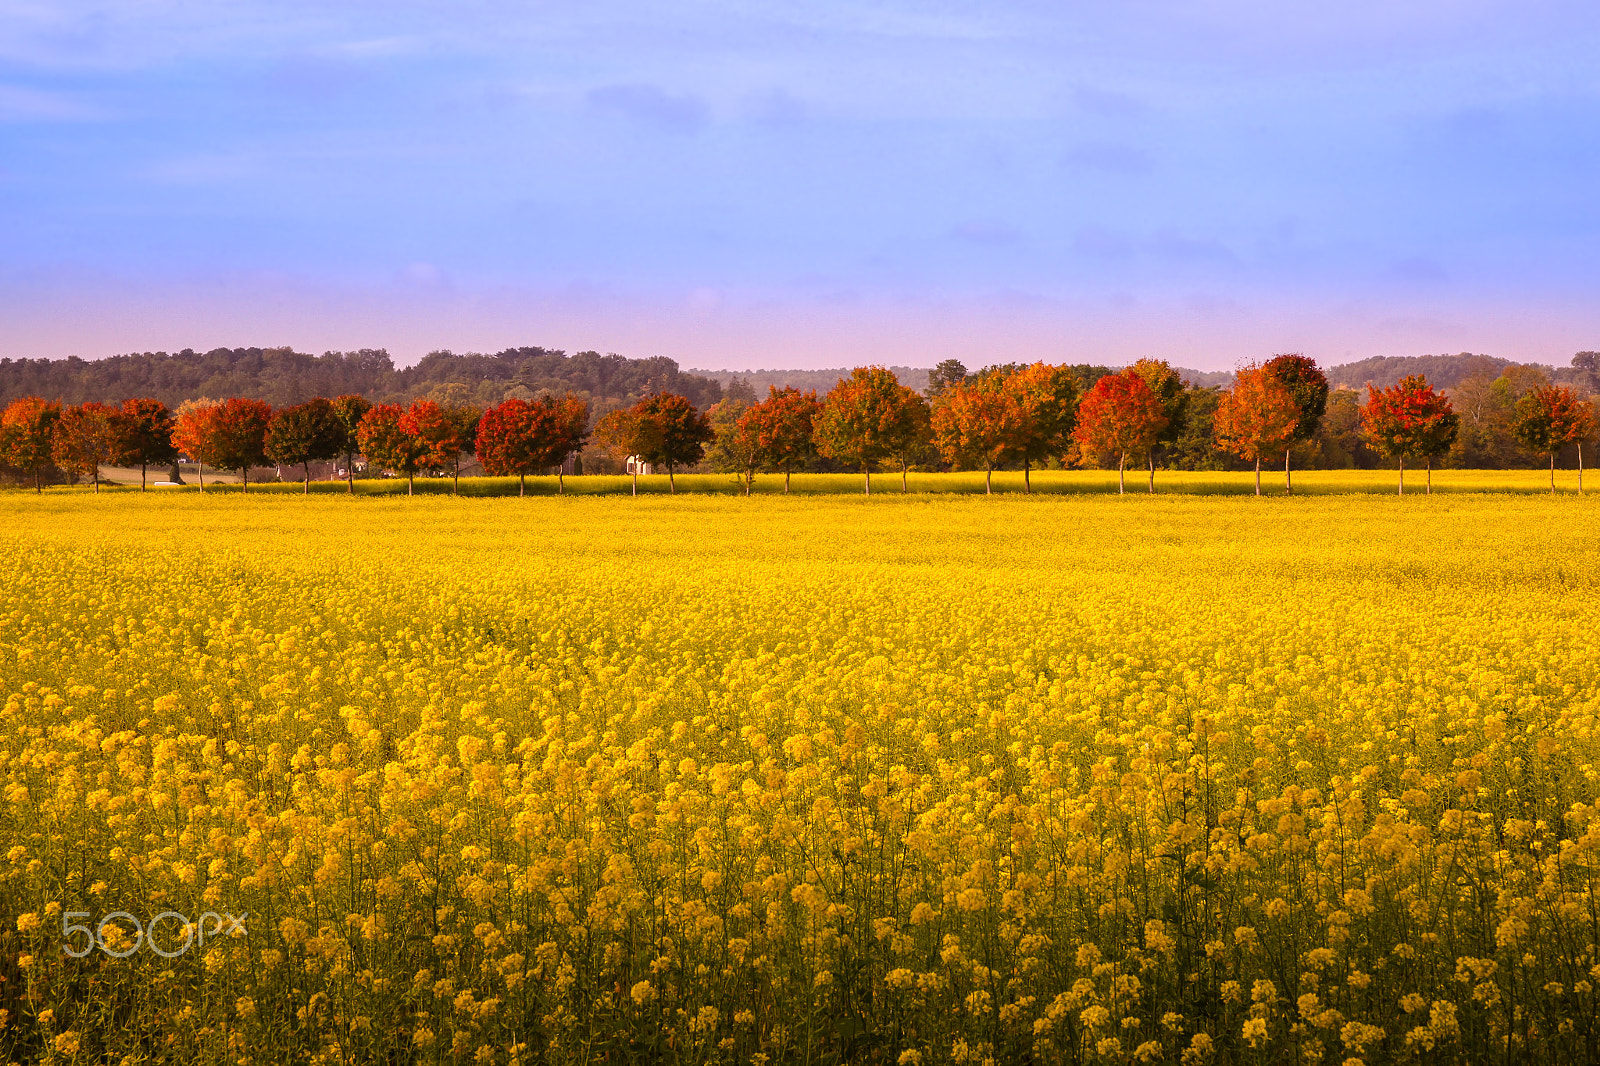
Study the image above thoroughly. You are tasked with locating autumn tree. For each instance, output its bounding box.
[171,399,221,491]
[816,366,924,495]
[1261,354,1329,492]
[476,399,543,495]
[357,403,428,495]
[1360,375,1459,494]
[1126,359,1187,491]
[329,394,373,494]
[1072,370,1169,494]
[401,399,483,495]
[1213,364,1301,496]
[207,398,274,492]
[478,395,590,495]
[52,402,118,492]
[932,381,1027,494]
[737,386,821,494]
[882,387,932,493]
[999,363,1079,493]
[1,397,63,492]
[1513,385,1596,493]
[111,398,178,490]
[266,397,345,493]
[627,393,714,493]
[593,407,663,496]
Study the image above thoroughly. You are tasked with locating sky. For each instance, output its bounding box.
[2,1,1598,372]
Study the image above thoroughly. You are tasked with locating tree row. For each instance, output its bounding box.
[2,356,1594,496]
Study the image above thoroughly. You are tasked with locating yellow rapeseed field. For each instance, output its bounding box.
[2,492,1598,1065]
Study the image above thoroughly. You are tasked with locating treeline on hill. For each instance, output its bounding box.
[0,347,724,413]
[4,353,1596,494]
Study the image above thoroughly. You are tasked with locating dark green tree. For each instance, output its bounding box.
[267,397,345,493]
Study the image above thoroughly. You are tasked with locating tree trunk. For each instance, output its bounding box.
[141,463,147,491]
[558,469,565,494]
[453,463,459,496]
[668,466,676,493]
[169,461,184,485]
[1426,456,1432,495]
[1024,460,1031,494]
[406,474,413,496]
[93,467,99,494]
[1118,453,1125,495]
[1254,457,1261,496]
[1284,449,1292,494]
[1551,451,1557,493]
[1580,441,1585,495]
[631,469,638,496]
[901,461,908,494]
[199,462,205,493]
[241,468,248,493]
[519,473,526,497]
[303,461,310,494]
[864,466,871,495]
[1397,455,1404,495]
[985,464,992,495]
[1147,455,1155,494]
[784,469,791,494]
[346,452,355,494]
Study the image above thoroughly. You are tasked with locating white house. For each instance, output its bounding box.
[625,455,653,476]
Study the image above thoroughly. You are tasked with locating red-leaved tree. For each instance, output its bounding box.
[1072,370,1168,494]
[1,397,63,492]
[1213,364,1301,496]
[1261,354,1329,493]
[401,399,483,495]
[52,402,118,492]
[1360,374,1459,495]
[209,398,274,492]
[477,396,590,495]
[1512,385,1596,493]
[357,404,428,494]
[112,398,178,490]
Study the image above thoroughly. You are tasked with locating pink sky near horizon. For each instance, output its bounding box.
[2,272,1593,372]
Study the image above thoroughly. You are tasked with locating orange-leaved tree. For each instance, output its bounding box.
[1003,363,1079,493]
[171,398,221,492]
[401,399,483,495]
[1261,353,1328,493]
[357,403,428,495]
[736,386,820,494]
[266,397,345,494]
[1359,374,1458,495]
[1213,363,1301,496]
[111,398,178,490]
[329,394,372,494]
[815,366,921,495]
[52,402,119,492]
[614,394,713,494]
[1128,359,1185,492]
[1,397,63,493]
[1072,369,1168,494]
[209,397,274,492]
[593,406,663,496]
[932,379,1028,495]
[1512,385,1595,493]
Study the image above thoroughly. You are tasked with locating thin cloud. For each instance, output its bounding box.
[587,84,709,132]
[0,84,103,121]
[1063,140,1155,174]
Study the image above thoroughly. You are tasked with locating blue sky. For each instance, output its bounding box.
[2,1,1598,370]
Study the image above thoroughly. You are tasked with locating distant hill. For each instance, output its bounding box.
[0,346,724,412]
[4,347,1593,412]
